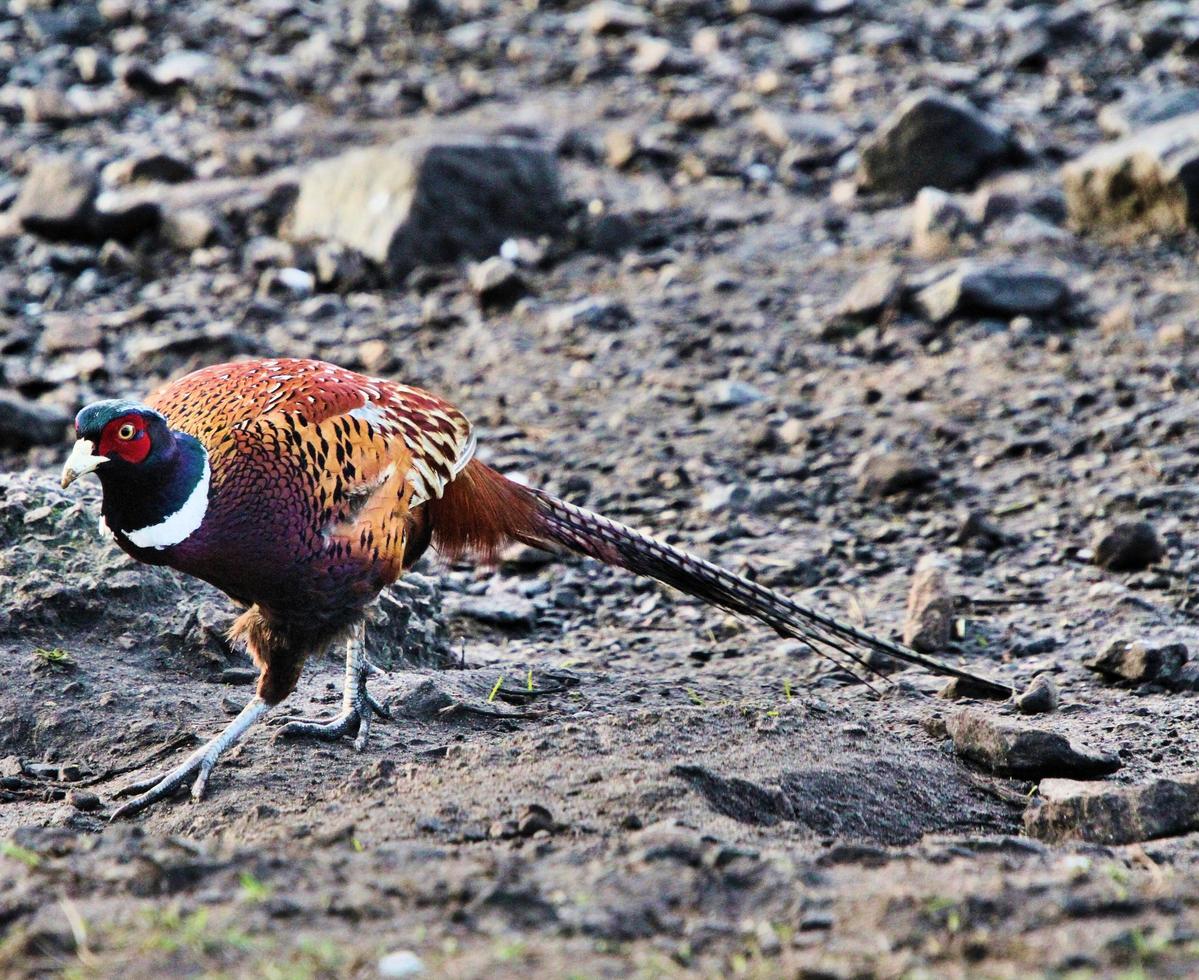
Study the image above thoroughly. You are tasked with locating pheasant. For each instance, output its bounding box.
[61,357,1011,818]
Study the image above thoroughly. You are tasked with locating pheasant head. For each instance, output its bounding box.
[62,399,211,551]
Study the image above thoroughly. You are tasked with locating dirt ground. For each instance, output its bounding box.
[5,0,1199,976]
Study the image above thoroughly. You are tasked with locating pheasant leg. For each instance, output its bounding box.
[276,626,390,751]
[110,696,271,819]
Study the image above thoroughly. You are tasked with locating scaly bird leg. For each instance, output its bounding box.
[110,696,271,820]
[276,624,390,751]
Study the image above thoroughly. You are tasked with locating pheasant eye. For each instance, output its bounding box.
[118,423,137,440]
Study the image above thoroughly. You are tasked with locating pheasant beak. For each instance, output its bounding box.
[61,439,109,488]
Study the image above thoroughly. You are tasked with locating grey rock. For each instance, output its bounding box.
[93,191,162,242]
[1092,520,1165,572]
[468,256,525,305]
[451,593,536,631]
[286,138,566,278]
[755,111,852,168]
[947,709,1121,778]
[700,483,751,514]
[73,47,112,85]
[103,152,194,186]
[1061,113,1199,236]
[0,393,70,450]
[858,91,1018,198]
[910,187,975,258]
[570,0,649,35]
[782,28,834,66]
[313,241,372,291]
[1085,638,1187,685]
[903,555,953,653]
[162,208,217,250]
[731,0,854,21]
[912,262,1068,323]
[1016,674,1059,715]
[40,313,100,354]
[546,298,633,332]
[258,267,315,299]
[953,511,1015,551]
[1025,775,1199,845]
[834,263,903,323]
[67,789,102,812]
[1098,88,1199,139]
[516,803,555,837]
[378,950,426,979]
[853,449,937,498]
[701,379,765,409]
[12,157,98,241]
[148,50,219,89]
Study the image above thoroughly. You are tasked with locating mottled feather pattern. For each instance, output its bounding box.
[141,358,474,631]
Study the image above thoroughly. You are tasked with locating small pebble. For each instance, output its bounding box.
[378,950,425,978]
[1017,674,1059,715]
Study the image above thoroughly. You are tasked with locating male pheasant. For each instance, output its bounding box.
[61,357,1011,818]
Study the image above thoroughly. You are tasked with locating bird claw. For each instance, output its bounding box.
[109,752,214,820]
[275,686,390,751]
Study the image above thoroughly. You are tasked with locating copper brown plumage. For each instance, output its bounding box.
[61,356,1012,819]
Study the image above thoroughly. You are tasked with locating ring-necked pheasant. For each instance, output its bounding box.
[61,357,1011,818]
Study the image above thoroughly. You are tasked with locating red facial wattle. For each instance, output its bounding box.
[97,414,152,464]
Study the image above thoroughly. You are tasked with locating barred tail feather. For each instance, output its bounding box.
[428,461,1013,698]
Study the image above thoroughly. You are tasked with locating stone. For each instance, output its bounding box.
[286,138,565,278]
[938,676,1011,701]
[858,90,1018,198]
[1061,113,1199,236]
[0,393,71,450]
[1025,774,1199,845]
[834,263,903,323]
[903,555,953,653]
[12,157,98,241]
[378,950,425,978]
[147,50,219,90]
[700,483,751,514]
[571,0,649,35]
[1098,88,1199,139]
[162,208,217,250]
[103,152,194,186]
[546,298,633,332]
[516,803,555,836]
[1085,638,1187,685]
[912,262,1068,323]
[701,379,765,409]
[313,242,373,291]
[731,0,854,21]
[451,593,536,630]
[853,449,937,498]
[947,709,1120,779]
[92,190,162,242]
[468,256,525,305]
[40,313,101,354]
[752,110,851,164]
[1016,674,1059,715]
[782,28,834,66]
[910,187,975,258]
[1091,521,1164,572]
[67,789,102,812]
[258,267,315,299]
[953,511,1014,551]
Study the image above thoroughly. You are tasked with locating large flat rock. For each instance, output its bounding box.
[285,137,567,277]
[1026,775,1199,844]
[1061,112,1199,236]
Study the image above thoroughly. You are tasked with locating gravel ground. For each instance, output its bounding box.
[5,0,1199,976]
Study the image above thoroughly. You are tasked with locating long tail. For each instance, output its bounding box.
[427,461,1013,698]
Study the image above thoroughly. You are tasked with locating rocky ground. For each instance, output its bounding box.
[4,0,1199,976]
